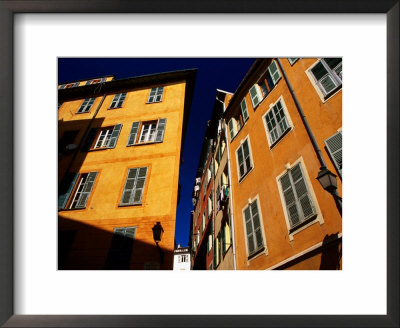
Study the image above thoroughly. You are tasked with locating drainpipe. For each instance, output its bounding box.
[216,97,237,270]
[276,58,342,214]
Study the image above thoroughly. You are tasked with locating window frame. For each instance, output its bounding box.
[119,166,148,207]
[287,58,299,65]
[147,86,164,103]
[76,98,95,114]
[262,96,293,148]
[109,92,127,109]
[307,58,342,101]
[235,136,254,182]
[276,158,324,240]
[92,127,114,149]
[62,171,98,210]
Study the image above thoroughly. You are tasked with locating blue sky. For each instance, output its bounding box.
[58,58,255,247]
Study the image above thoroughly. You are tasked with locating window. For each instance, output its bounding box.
[120,167,148,206]
[77,98,95,114]
[109,93,126,109]
[310,58,342,98]
[104,227,136,269]
[221,220,231,255]
[244,199,264,256]
[207,231,212,254]
[202,212,206,232]
[208,194,213,218]
[288,58,298,65]
[240,98,249,122]
[236,138,253,180]
[263,99,291,146]
[127,119,167,146]
[59,82,79,89]
[325,131,342,177]
[228,116,241,141]
[85,77,105,85]
[279,163,316,230]
[147,86,164,103]
[58,171,98,210]
[250,60,282,107]
[83,124,123,151]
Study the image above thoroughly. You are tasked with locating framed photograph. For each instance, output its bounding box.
[1,1,398,327]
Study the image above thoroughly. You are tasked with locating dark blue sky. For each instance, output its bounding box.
[58,58,255,247]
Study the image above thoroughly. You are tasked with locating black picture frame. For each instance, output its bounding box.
[0,1,398,327]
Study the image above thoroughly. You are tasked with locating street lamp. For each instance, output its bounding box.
[317,166,342,215]
[152,222,164,264]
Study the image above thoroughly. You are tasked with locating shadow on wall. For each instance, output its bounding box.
[58,216,174,270]
[276,233,342,270]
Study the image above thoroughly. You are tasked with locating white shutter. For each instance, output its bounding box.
[107,124,123,149]
[249,85,261,108]
[268,60,282,85]
[240,98,249,122]
[127,122,140,146]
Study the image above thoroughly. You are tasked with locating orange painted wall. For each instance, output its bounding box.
[225,58,342,270]
[58,80,187,269]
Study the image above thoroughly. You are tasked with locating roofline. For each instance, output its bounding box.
[216,88,233,95]
[58,75,115,85]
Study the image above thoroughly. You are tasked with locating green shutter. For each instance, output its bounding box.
[291,164,315,220]
[58,172,78,209]
[75,172,97,209]
[244,207,255,254]
[82,128,98,151]
[325,131,342,176]
[107,123,122,148]
[240,99,249,122]
[120,167,147,206]
[268,60,281,85]
[228,119,235,140]
[280,172,300,227]
[127,122,140,146]
[155,118,167,142]
[249,85,260,108]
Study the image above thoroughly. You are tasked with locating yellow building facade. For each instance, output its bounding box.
[58,70,196,269]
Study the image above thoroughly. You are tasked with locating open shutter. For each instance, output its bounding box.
[58,172,78,209]
[240,99,249,122]
[249,85,261,108]
[107,123,123,148]
[82,128,98,151]
[268,60,281,85]
[280,172,300,228]
[127,122,140,146]
[228,119,235,140]
[75,172,97,208]
[237,146,245,178]
[251,201,263,248]
[325,131,342,176]
[155,118,167,142]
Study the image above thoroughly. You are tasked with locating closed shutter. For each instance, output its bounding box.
[268,60,281,85]
[291,164,315,220]
[240,98,249,122]
[237,145,245,178]
[155,118,167,142]
[107,123,123,148]
[82,128,99,151]
[242,140,251,172]
[280,172,300,227]
[58,172,78,209]
[244,207,255,254]
[120,167,147,206]
[249,85,261,108]
[126,122,140,146]
[325,131,342,176]
[250,201,263,248]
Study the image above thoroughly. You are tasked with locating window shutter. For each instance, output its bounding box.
[82,128,99,151]
[291,164,315,220]
[251,201,263,248]
[222,225,226,253]
[121,167,147,206]
[268,60,281,85]
[249,85,260,108]
[75,172,98,209]
[58,172,79,209]
[280,172,300,227]
[127,122,140,146]
[59,84,65,89]
[110,94,119,108]
[240,99,249,122]
[118,93,127,107]
[107,123,123,148]
[228,119,235,140]
[155,118,167,142]
[237,146,245,178]
[244,207,255,254]
[325,131,342,176]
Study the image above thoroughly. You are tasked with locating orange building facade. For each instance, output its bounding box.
[190,58,342,270]
[224,58,342,270]
[58,70,196,270]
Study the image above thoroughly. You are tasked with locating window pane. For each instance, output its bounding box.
[320,75,337,94]
[311,62,328,80]
[324,58,342,70]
